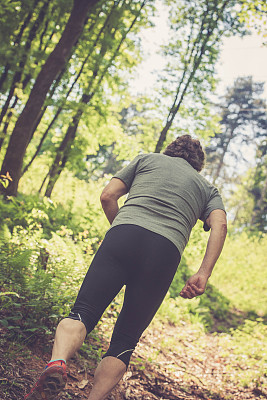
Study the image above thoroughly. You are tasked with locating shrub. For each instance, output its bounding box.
[0,222,96,340]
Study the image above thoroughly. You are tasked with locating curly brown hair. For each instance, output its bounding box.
[163,134,206,172]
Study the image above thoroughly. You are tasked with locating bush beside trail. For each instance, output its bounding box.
[0,193,266,399]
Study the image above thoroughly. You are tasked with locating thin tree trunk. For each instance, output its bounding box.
[25,8,100,145]
[44,1,146,197]
[22,3,115,175]
[39,170,50,194]
[154,0,229,153]
[154,43,209,153]
[22,3,118,176]
[212,123,238,185]
[0,0,41,92]
[0,0,49,126]
[38,15,50,51]
[44,110,82,197]
[0,111,12,151]
[211,140,230,185]
[22,104,65,175]
[0,64,11,95]
[250,169,267,226]
[0,74,32,152]
[154,33,211,151]
[0,0,99,196]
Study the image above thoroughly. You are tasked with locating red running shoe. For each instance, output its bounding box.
[24,360,67,400]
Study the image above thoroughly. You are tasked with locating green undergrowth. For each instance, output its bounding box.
[184,224,267,318]
[219,319,267,390]
[0,193,100,341]
[161,222,267,333]
[154,223,267,392]
[0,193,266,394]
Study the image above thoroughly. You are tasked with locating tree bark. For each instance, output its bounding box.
[0,73,32,152]
[211,130,233,185]
[0,0,99,196]
[154,0,230,153]
[0,0,41,92]
[44,107,84,197]
[44,0,146,197]
[22,3,115,176]
[250,168,267,227]
[0,0,48,121]
[154,32,211,152]
[22,103,65,176]
[211,118,240,185]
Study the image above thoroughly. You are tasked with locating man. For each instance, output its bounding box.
[24,135,227,400]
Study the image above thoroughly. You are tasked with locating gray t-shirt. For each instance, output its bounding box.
[111,153,225,256]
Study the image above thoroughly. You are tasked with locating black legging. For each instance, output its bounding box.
[67,224,181,366]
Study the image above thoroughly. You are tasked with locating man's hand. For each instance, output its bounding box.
[180,209,227,300]
[179,272,209,299]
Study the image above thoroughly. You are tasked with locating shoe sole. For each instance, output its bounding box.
[25,367,67,400]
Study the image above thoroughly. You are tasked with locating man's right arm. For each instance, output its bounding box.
[100,178,128,224]
[180,209,227,299]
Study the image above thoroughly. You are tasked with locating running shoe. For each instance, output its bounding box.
[24,360,67,400]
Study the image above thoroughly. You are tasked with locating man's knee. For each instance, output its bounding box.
[66,308,98,334]
[102,333,138,368]
[59,316,87,333]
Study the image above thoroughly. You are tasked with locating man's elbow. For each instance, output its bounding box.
[221,222,227,236]
[100,190,115,205]
[100,191,109,205]
[219,213,227,233]
[212,220,227,236]
[209,211,227,234]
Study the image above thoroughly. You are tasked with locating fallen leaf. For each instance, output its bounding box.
[77,379,89,389]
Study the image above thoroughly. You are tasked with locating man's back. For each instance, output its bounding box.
[111,153,225,256]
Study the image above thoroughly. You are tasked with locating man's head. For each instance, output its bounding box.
[163,134,206,172]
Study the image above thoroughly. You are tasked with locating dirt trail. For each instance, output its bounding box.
[0,322,265,400]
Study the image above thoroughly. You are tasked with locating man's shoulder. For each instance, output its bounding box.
[141,153,177,163]
[136,152,168,164]
[198,171,215,188]
[198,175,224,203]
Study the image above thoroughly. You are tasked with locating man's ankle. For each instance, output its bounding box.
[49,359,66,364]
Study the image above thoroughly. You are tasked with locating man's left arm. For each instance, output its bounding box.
[180,209,227,299]
[100,178,128,224]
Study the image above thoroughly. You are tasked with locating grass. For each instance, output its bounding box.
[1,179,266,396]
[209,232,267,317]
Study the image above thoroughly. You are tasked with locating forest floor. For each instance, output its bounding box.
[1,317,266,400]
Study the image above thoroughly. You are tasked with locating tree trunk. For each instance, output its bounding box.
[22,8,108,175]
[155,122,173,153]
[154,36,211,152]
[154,46,207,153]
[0,0,99,196]
[0,74,32,152]
[154,0,230,153]
[23,103,66,176]
[250,170,267,227]
[39,170,50,194]
[43,0,146,197]
[0,0,41,92]
[0,111,13,151]
[0,0,49,125]
[212,124,237,185]
[44,109,83,197]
